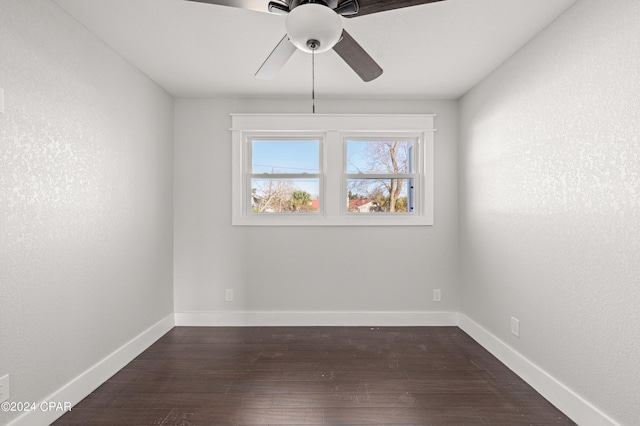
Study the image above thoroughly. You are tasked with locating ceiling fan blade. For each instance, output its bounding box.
[255,35,297,80]
[184,0,283,14]
[345,0,446,18]
[332,30,383,82]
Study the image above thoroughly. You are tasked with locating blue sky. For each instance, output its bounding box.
[251,139,412,174]
[250,139,412,199]
[251,140,319,174]
[251,139,320,197]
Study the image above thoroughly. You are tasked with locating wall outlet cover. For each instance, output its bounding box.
[511,317,520,338]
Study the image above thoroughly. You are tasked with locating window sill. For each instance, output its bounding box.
[232,214,433,227]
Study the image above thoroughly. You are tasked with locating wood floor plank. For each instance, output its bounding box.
[268,391,422,408]
[322,407,483,424]
[53,326,576,425]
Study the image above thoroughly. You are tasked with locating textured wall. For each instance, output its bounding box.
[459,0,639,424]
[0,0,174,423]
[174,98,458,316]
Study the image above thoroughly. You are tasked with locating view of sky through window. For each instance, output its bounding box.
[346,140,413,174]
[251,140,319,174]
[346,139,414,213]
[249,138,416,214]
[250,139,320,213]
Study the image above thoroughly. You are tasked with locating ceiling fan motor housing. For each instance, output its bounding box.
[285,2,343,53]
[288,0,338,10]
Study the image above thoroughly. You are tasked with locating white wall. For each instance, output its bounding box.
[174,98,458,323]
[459,0,640,424]
[0,1,174,424]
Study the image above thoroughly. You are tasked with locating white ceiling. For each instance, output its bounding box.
[52,0,577,99]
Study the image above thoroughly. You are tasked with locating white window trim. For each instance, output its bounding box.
[231,114,435,226]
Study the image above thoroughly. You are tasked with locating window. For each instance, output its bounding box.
[249,138,321,214]
[231,114,435,226]
[346,138,417,214]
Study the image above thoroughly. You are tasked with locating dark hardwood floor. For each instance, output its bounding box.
[53,326,575,425]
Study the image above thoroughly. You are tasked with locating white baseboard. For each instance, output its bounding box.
[175,310,458,327]
[458,314,620,426]
[9,314,175,426]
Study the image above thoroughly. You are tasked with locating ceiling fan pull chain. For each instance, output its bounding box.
[312,48,316,114]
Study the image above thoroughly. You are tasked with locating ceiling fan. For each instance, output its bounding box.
[185,0,446,82]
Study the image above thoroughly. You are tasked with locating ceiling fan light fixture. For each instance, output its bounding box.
[285,3,343,53]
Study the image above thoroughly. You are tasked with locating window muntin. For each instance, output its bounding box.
[345,139,418,214]
[248,138,321,215]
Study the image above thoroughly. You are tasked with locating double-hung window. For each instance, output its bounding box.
[231,114,435,226]
[248,138,322,214]
[345,137,418,214]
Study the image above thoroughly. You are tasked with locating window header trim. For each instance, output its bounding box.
[231,114,436,133]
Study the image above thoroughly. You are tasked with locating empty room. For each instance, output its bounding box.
[1,0,638,425]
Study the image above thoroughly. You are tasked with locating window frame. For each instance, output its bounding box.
[231,114,435,226]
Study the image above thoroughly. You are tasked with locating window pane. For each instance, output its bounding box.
[346,140,414,174]
[251,178,319,213]
[252,140,319,174]
[347,178,414,213]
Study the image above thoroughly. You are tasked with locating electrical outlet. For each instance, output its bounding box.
[433,289,441,302]
[511,317,520,338]
[225,289,234,302]
[0,374,9,402]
